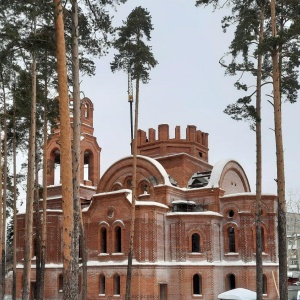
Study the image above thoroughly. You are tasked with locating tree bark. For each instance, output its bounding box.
[2,88,7,300]
[54,0,75,298]
[38,67,49,300]
[22,53,37,300]
[125,76,140,300]
[255,6,265,300]
[34,149,41,300]
[270,1,287,299]
[12,94,17,300]
[0,90,3,300]
[71,0,81,298]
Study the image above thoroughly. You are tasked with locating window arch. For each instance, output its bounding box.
[99,274,106,295]
[192,233,200,253]
[193,274,202,295]
[263,274,267,294]
[113,274,121,295]
[227,273,236,290]
[100,227,107,253]
[115,226,122,253]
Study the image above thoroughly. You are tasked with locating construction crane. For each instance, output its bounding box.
[128,70,134,153]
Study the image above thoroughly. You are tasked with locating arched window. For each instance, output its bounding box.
[115,226,122,253]
[138,181,149,195]
[228,227,236,252]
[192,233,200,253]
[84,103,89,118]
[113,274,120,295]
[125,177,132,189]
[53,149,61,185]
[227,274,236,290]
[84,150,93,182]
[263,274,267,294]
[99,274,105,295]
[100,227,107,253]
[193,274,202,295]
[58,274,63,292]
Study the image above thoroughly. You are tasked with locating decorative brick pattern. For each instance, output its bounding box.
[12,111,279,299]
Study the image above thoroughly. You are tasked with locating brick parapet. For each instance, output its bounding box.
[137,124,209,163]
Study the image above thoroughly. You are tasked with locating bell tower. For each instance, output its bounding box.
[46,97,101,188]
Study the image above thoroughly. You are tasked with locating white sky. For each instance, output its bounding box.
[79,0,300,196]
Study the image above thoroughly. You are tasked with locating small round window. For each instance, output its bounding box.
[228,209,235,218]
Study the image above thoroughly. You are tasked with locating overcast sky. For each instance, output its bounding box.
[80,0,300,196]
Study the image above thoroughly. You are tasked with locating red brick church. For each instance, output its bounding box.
[15,98,279,299]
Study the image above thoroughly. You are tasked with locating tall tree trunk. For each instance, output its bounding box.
[125,76,140,300]
[0,116,2,300]
[79,223,87,300]
[34,150,41,299]
[71,0,80,298]
[38,78,48,300]
[12,93,17,300]
[255,6,264,300]
[0,83,4,300]
[270,1,287,299]
[0,68,8,300]
[54,0,75,299]
[2,84,7,300]
[22,53,37,300]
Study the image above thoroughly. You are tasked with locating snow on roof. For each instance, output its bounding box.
[112,155,172,186]
[206,159,235,188]
[16,259,278,269]
[167,211,222,217]
[136,201,169,209]
[17,209,63,216]
[85,259,278,267]
[92,189,131,198]
[222,192,276,198]
[172,200,196,205]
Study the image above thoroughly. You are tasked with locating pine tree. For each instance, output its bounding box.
[196,0,300,299]
[53,0,74,299]
[111,7,158,299]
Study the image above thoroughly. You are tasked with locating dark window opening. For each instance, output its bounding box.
[100,274,105,294]
[263,274,267,294]
[228,227,236,252]
[228,274,236,290]
[228,210,234,218]
[159,284,167,300]
[114,274,120,295]
[192,233,200,253]
[115,226,122,253]
[101,228,107,253]
[58,274,63,292]
[193,274,202,295]
[126,178,132,189]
